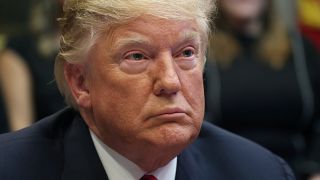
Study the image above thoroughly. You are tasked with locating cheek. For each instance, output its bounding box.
[182,70,205,117]
[90,72,152,128]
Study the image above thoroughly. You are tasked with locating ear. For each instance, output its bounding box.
[64,63,91,108]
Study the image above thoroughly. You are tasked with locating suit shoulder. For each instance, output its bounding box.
[198,121,273,153]
[188,121,295,179]
[0,107,77,179]
[0,107,76,145]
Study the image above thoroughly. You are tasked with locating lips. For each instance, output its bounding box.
[149,107,187,119]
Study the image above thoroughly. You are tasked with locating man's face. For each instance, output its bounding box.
[80,16,205,157]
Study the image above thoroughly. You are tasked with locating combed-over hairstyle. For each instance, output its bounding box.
[55,0,216,108]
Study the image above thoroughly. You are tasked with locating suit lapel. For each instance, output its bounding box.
[61,114,108,180]
[175,147,207,180]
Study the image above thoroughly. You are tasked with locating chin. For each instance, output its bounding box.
[152,123,199,148]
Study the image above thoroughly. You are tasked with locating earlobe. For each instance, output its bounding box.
[64,63,91,108]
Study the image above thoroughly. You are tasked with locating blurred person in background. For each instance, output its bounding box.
[0,0,296,179]
[0,5,34,133]
[205,0,320,179]
[298,1,320,179]
[0,45,34,133]
[0,0,65,133]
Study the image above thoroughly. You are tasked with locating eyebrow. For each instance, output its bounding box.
[172,31,201,53]
[179,31,201,44]
[112,30,201,52]
[113,34,152,51]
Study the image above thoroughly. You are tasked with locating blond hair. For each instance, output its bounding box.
[55,0,216,108]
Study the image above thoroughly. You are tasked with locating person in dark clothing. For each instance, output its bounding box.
[0,0,295,179]
[0,0,65,134]
[6,35,65,120]
[205,0,320,178]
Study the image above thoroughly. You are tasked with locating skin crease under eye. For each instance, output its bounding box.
[176,56,197,70]
[120,51,151,74]
[119,58,150,74]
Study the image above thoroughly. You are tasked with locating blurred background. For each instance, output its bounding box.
[0,0,319,179]
[0,0,65,133]
[205,0,320,180]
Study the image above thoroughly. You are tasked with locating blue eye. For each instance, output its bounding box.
[182,49,194,57]
[126,53,145,61]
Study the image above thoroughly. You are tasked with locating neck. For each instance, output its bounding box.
[131,147,179,172]
[88,125,183,172]
[108,139,184,172]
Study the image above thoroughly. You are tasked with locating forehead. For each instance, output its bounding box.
[106,16,202,47]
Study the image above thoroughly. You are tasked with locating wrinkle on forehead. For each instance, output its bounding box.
[94,16,205,64]
[112,30,200,48]
[106,16,200,40]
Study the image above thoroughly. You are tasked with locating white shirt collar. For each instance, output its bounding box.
[90,130,177,180]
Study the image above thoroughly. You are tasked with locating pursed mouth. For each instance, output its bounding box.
[149,107,187,119]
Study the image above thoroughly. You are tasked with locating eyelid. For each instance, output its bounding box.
[175,46,197,57]
[123,50,149,61]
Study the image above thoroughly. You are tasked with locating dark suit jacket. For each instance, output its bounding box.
[0,108,295,180]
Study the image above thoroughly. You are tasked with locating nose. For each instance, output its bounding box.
[153,54,182,96]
